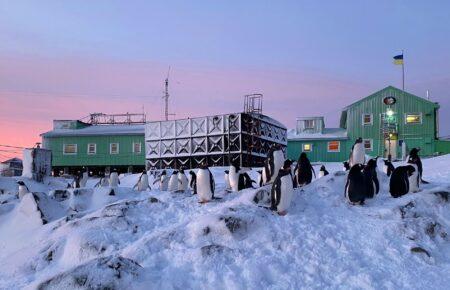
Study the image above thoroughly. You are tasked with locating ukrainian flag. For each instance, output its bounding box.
[393,54,404,65]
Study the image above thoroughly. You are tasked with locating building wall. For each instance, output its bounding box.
[345,86,439,157]
[44,135,145,167]
[287,139,352,162]
[436,140,450,154]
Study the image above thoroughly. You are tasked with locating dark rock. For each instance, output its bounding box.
[433,191,449,202]
[253,189,270,205]
[334,171,347,176]
[149,197,159,203]
[399,201,415,219]
[201,244,230,257]
[46,250,53,262]
[203,226,211,235]
[410,247,430,257]
[220,216,247,234]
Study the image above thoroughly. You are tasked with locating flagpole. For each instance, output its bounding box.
[402,50,405,91]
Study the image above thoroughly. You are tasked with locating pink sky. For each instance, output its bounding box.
[0,55,376,161]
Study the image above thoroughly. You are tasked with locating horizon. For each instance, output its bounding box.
[1,1,450,161]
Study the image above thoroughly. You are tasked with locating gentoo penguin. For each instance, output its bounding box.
[196,163,215,203]
[177,169,189,192]
[389,165,415,198]
[262,146,285,185]
[238,172,256,190]
[363,158,380,199]
[17,181,30,199]
[228,163,241,192]
[256,170,263,187]
[407,157,420,193]
[153,170,169,191]
[318,165,329,178]
[349,137,365,167]
[343,161,350,171]
[109,169,120,195]
[383,159,395,177]
[345,164,366,205]
[134,170,151,191]
[407,148,428,184]
[270,159,294,215]
[224,170,231,192]
[94,172,109,187]
[168,171,179,192]
[72,171,81,188]
[293,152,315,188]
[79,169,89,188]
[189,170,197,195]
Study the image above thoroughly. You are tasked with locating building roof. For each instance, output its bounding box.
[343,86,440,110]
[287,128,348,141]
[41,124,145,137]
[0,157,22,164]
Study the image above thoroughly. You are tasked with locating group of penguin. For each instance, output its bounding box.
[344,138,425,205]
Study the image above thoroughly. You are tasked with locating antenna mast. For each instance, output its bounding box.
[163,66,171,121]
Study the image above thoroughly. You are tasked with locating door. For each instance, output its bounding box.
[384,139,397,160]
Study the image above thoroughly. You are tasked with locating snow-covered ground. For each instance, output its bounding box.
[0,155,449,289]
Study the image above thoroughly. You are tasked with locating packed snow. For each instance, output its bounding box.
[0,155,449,289]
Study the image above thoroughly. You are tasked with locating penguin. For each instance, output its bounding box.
[407,157,420,193]
[79,169,89,188]
[318,165,329,178]
[256,170,263,187]
[343,161,350,171]
[383,159,395,177]
[72,171,81,188]
[238,172,256,190]
[345,164,366,205]
[17,181,30,199]
[189,170,197,195]
[349,137,365,167]
[270,159,294,215]
[109,169,120,195]
[134,170,151,191]
[196,163,215,203]
[228,163,241,192]
[407,148,428,184]
[224,170,231,192]
[293,152,315,188]
[177,169,189,192]
[389,165,415,198]
[262,146,285,185]
[363,158,380,199]
[167,171,179,192]
[153,170,169,191]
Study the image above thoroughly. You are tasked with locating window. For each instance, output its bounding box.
[133,142,142,154]
[63,144,77,155]
[362,114,373,125]
[405,113,422,124]
[363,139,373,151]
[327,141,340,152]
[87,143,96,155]
[304,120,315,129]
[302,144,312,152]
[110,143,119,154]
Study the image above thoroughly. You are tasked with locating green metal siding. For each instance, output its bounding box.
[287,140,352,162]
[44,135,145,167]
[345,86,439,157]
[436,140,450,154]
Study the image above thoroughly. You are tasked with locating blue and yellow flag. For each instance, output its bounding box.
[393,54,404,65]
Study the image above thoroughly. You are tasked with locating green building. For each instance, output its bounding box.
[41,120,145,175]
[287,86,449,162]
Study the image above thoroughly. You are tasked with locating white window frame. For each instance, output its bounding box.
[63,144,77,155]
[133,142,142,154]
[110,143,119,154]
[327,141,340,153]
[363,139,373,151]
[405,113,422,124]
[304,120,315,129]
[87,143,97,155]
[302,143,313,152]
[362,113,373,125]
